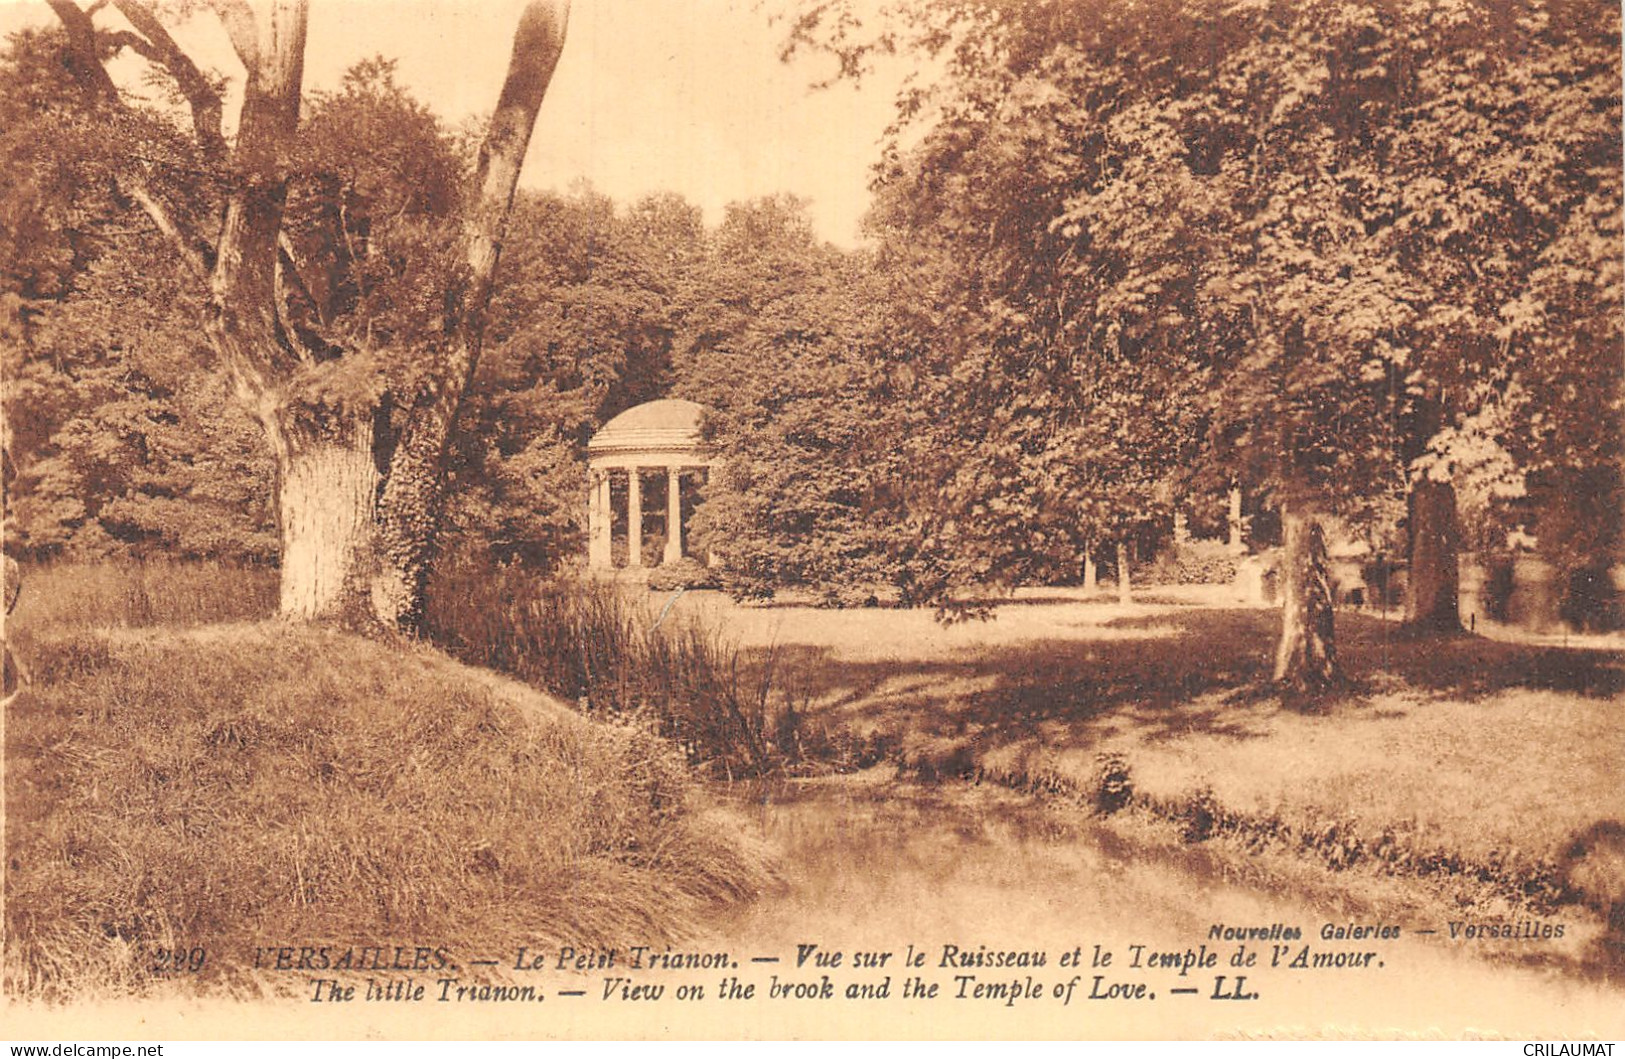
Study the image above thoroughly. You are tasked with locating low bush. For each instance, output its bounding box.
[1141,539,1238,586]
[1093,753,1134,816]
[647,557,720,592]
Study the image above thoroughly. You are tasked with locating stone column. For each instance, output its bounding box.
[664,466,683,565]
[627,467,643,567]
[597,471,613,568]
[587,469,609,569]
[585,470,596,567]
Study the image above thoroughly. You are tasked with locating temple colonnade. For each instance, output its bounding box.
[585,399,714,572]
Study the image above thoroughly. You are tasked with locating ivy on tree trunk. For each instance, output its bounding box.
[1273,503,1339,691]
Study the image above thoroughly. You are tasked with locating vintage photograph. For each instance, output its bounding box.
[1,0,1621,1041]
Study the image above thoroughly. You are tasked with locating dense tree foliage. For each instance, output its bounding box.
[786,0,1623,676]
[443,187,703,565]
[672,196,931,602]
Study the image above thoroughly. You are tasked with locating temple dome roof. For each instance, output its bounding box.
[587,399,708,461]
[596,399,704,436]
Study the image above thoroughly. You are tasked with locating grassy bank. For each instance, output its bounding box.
[4,565,769,1001]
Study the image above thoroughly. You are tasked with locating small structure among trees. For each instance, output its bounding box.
[585,399,714,572]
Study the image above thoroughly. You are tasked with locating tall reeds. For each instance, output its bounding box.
[424,561,807,778]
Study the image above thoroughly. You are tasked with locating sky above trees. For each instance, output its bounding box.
[0,0,906,245]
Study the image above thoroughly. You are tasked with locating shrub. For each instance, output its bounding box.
[1093,752,1134,815]
[1180,786,1222,843]
[1141,539,1238,586]
[647,557,720,592]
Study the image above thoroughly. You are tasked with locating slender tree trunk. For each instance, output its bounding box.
[1404,477,1461,633]
[361,1,571,630]
[1083,547,1098,593]
[1117,538,1133,605]
[1228,484,1244,554]
[1273,503,1338,689]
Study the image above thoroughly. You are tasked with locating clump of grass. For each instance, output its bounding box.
[423,562,809,779]
[1179,786,1222,843]
[11,560,277,631]
[1093,752,1134,816]
[4,624,768,1001]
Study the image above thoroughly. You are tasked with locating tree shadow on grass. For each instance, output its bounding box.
[749,608,1284,757]
[1338,613,1624,700]
[745,605,1623,769]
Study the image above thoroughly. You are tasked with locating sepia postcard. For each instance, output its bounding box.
[1,0,1622,1042]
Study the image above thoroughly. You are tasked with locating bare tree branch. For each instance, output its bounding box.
[457,0,571,336]
[275,233,335,364]
[44,0,121,100]
[45,0,218,294]
[111,0,228,160]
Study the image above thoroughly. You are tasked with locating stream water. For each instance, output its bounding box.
[693,768,1625,1039]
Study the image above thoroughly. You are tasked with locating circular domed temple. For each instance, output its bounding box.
[585,399,715,570]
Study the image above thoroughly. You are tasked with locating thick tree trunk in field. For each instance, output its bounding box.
[1116,538,1133,605]
[276,416,379,620]
[1404,478,1461,633]
[1083,547,1098,593]
[1273,504,1338,689]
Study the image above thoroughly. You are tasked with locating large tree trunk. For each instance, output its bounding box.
[1404,477,1461,633]
[1083,547,1098,593]
[1273,503,1339,690]
[277,414,380,621]
[1116,538,1133,605]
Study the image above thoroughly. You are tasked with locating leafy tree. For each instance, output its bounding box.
[9,232,275,560]
[26,0,571,630]
[786,0,1622,682]
[443,186,704,567]
[2,27,273,560]
[667,195,929,602]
